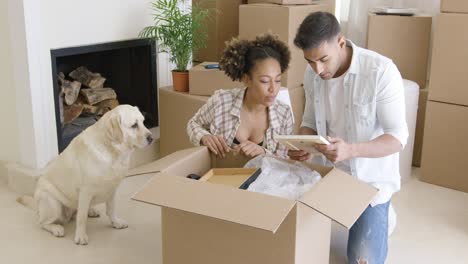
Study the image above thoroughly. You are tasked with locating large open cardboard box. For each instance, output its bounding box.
[132,147,378,263]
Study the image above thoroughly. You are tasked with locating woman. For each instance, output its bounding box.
[187,33,293,158]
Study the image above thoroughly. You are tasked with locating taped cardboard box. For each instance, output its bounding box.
[189,62,244,96]
[441,0,468,14]
[132,146,378,264]
[239,3,332,89]
[429,13,468,106]
[420,101,468,193]
[159,86,208,157]
[367,13,431,88]
[193,0,245,62]
[412,88,428,167]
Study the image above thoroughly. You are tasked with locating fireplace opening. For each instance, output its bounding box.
[51,39,158,152]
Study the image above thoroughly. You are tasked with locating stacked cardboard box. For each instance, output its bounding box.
[412,88,428,167]
[367,13,433,167]
[193,0,245,62]
[190,1,334,94]
[189,62,244,96]
[289,85,305,134]
[159,86,209,157]
[248,0,335,11]
[367,13,432,88]
[248,0,313,4]
[239,3,332,89]
[420,2,468,192]
[164,1,336,155]
[441,0,468,13]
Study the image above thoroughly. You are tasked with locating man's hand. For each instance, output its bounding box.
[287,149,311,161]
[233,141,265,158]
[314,136,354,163]
[201,135,230,157]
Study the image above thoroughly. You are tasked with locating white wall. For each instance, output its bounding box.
[37,0,158,168]
[3,0,173,169]
[0,0,20,163]
[38,0,176,87]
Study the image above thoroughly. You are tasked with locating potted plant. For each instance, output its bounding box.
[140,0,212,92]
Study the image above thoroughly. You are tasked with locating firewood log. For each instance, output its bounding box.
[63,104,84,124]
[80,88,117,105]
[69,66,106,89]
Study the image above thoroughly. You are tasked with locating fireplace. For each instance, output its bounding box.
[50,39,158,152]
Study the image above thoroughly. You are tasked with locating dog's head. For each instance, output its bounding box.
[104,105,153,149]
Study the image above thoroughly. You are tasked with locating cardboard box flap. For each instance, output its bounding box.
[133,173,296,233]
[298,168,378,229]
[211,151,252,168]
[127,147,207,176]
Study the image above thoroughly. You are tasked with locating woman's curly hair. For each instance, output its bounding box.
[219,33,291,82]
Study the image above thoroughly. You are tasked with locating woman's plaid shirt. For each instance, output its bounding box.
[187,88,294,157]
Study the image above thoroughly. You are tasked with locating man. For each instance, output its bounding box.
[290,12,408,264]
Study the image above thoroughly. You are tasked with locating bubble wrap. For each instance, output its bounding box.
[244,155,321,200]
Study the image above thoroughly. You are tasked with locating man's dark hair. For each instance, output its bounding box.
[294,12,341,50]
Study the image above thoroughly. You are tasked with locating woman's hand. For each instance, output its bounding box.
[201,135,230,157]
[287,149,311,161]
[233,141,266,158]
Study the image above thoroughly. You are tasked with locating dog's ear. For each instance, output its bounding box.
[106,112,123,144]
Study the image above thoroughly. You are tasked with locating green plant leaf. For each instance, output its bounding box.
[139,0,215,71]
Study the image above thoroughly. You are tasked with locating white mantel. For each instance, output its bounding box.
[2,0,176,171]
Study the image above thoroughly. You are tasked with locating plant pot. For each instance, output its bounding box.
[172,70,189,92]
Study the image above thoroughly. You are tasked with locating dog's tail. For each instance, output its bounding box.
[17,196,37,211]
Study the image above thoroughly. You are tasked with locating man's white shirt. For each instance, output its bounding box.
[302,40,408,206]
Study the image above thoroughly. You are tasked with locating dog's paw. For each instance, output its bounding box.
[52,226,64,237]
[74,233,89,245]
[88,208,100,218]
[47,224,65,237]
[111,218,128,229]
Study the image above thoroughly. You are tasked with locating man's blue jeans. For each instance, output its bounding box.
[347,201,390,264]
